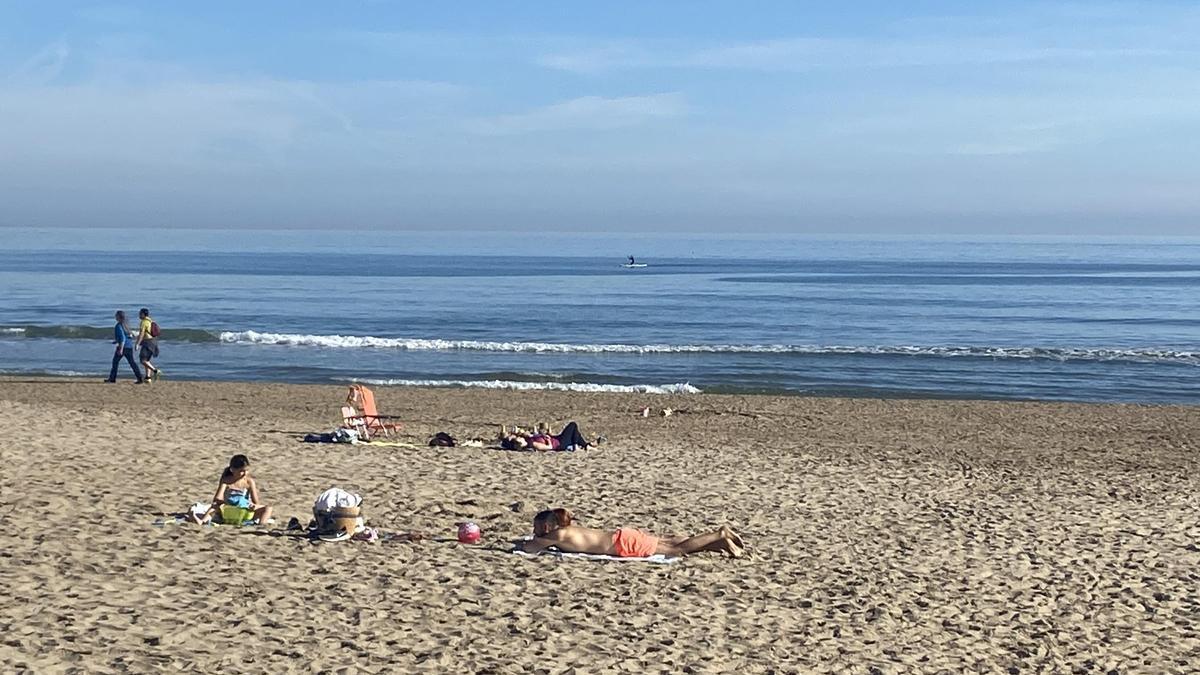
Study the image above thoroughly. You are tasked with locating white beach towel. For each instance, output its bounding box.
[512,548,677,564]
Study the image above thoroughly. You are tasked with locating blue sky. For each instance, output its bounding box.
[1,1,1198,233]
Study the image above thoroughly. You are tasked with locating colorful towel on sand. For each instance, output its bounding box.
[511,548,677,564]
[151,502,277,527]
[152,515,278,527]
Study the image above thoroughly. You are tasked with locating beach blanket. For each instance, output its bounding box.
[363,439,485,449]
[153,514,278,527]
[151,502,277,527]
[511,548,677,564]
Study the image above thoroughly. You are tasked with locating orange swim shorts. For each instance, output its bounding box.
[611,528,659,558]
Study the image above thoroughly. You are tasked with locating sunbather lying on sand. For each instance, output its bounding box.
[189,454,273,526]
[515,508,745,558]
[501,421,592,451]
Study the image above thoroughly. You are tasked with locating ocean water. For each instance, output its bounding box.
[1,228,1197,404]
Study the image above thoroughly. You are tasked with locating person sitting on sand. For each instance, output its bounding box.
[515,508,745,558]
[501,421,592,451]
[190,454,273,526]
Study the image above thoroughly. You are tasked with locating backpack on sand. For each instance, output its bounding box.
[428,432,457,447]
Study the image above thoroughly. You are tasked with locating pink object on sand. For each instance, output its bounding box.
[458,522,481,544]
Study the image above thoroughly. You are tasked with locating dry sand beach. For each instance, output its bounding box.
[1,376,1198,673]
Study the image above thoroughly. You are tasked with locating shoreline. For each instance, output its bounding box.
[2,376,1198,671]
[3,372,1196,406]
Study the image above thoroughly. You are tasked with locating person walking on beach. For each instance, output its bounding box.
[135,307,161,382]
[105,310,144,384]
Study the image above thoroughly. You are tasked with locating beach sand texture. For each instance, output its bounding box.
[1,377,1198,673]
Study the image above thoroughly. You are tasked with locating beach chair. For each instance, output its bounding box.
[345,384,404,438]
[341,406,371,440]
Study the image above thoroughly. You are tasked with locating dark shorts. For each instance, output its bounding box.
[139,340,159,361]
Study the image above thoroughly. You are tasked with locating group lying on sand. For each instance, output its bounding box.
[499,421,594,451]
[189,454,746,558]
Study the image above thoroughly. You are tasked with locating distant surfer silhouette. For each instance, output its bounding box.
[628,255,636,265]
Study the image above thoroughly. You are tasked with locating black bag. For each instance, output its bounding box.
[428,432,457,447]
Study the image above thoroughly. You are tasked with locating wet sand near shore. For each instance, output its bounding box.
[1,377,1198,673]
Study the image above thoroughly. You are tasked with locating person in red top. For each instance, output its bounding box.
[516,508,745,558]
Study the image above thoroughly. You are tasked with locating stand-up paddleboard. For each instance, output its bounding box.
[620,263,648,268]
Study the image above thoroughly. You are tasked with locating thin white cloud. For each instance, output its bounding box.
[690,38,1175,70]
[539,36,1184,74]
[75,5,144,25]
[468,93,686,135]
[537,3,1200,74]
[0,61,469,172]
[6,38,71,84]
[950,141,1057,157]
[534,44,654,74]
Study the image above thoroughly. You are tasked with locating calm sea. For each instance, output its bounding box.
[1,228,1197,404]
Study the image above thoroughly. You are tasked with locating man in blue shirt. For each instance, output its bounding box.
[105,310,144,383]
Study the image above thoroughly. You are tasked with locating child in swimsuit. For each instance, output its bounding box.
[190,454,273,525]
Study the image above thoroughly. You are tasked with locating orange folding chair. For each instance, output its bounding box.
[345,384,403,439]
[341,406,371,440]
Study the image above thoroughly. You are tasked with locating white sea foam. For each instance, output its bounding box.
[0,368,90,377]
[218,330,1200,364]
[0,328,25,335]
[345,378,702,394]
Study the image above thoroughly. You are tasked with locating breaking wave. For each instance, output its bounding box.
[6,325,1194,366]
[0,368,92,377]
[220,331,1198,365]
[1,325,220,342]
[345,378,702,394]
